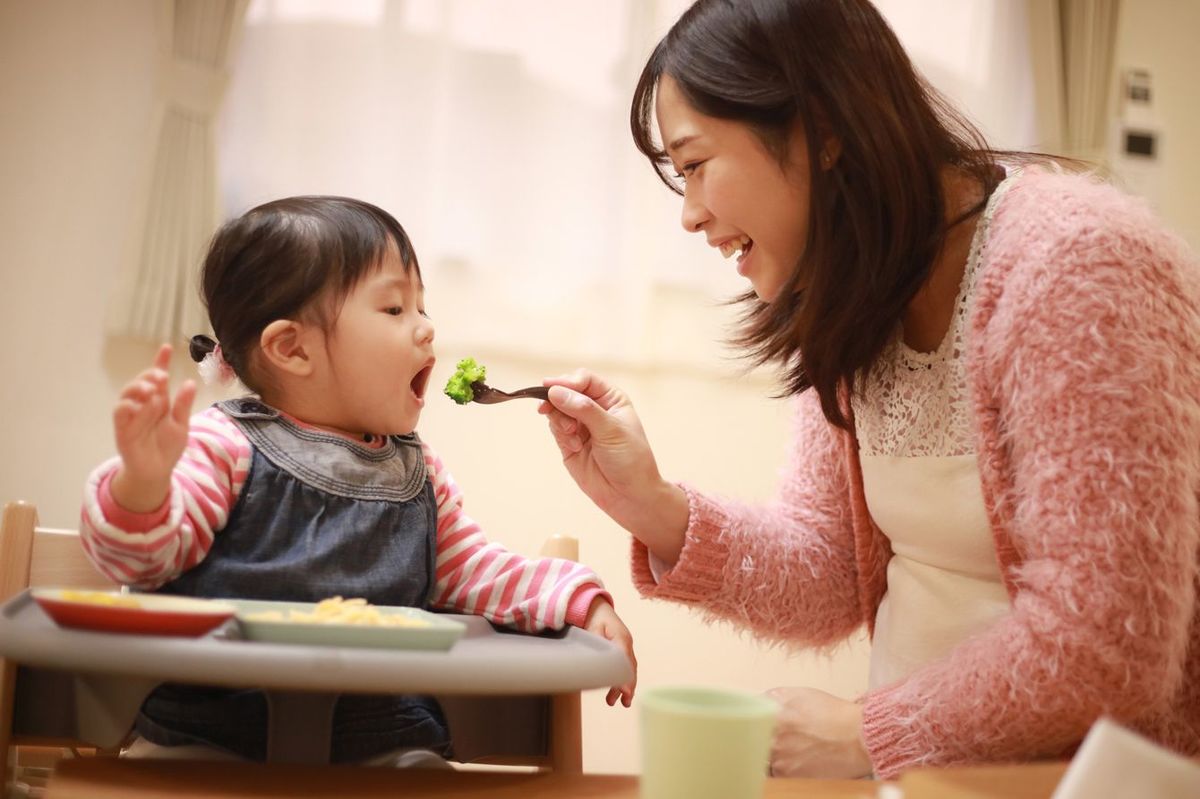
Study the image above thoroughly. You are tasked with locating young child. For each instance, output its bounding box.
[80,195,637,765]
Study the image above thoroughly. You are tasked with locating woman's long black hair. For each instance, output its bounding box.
[632,0,1004,428]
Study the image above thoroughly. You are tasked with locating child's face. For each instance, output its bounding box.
[319,247,435,435]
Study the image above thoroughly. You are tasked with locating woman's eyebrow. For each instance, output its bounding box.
[666,134,698,155]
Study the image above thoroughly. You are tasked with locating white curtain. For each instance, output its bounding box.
[218,0,676,363]
[216,0,1049,366]
[1058,0,1122,159]
[106,0,249,343]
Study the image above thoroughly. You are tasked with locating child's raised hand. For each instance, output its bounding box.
[111,343,197,513]
[584,598,637,708]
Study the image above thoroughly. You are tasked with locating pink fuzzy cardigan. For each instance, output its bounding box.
[631,170,1200,778]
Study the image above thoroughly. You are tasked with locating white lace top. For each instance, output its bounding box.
[852,174,1018,689]
[852,178,1006,457]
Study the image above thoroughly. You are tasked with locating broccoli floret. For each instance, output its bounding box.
[444,357,487,404]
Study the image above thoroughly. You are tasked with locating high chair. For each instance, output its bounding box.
[0,501,589,798]
[0,501,120,798]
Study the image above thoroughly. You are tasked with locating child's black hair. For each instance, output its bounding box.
[195,196,420,392]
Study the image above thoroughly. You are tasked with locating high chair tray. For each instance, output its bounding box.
[0,589,630,695]
[1,587,631,763]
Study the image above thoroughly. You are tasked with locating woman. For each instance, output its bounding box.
[538,0,1200,781]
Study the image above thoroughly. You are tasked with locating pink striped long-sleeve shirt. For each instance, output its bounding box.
[80,406,608,632]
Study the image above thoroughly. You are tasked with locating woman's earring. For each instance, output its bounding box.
[820,152,833,169]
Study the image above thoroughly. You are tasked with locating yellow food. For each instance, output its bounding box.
[244,596,430,628]
[58,590,141,608]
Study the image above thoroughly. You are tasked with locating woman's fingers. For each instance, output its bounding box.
[549,412,577,436]
[538,402,581,434]
[542,368,594,393]
[545,417,586,455]
[547,385,613,433]
[542,403,589,448]
[544,369,622,410]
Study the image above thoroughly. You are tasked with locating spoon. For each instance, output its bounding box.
[469,381,550,404]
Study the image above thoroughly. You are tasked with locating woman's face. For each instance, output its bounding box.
[655,75,814,303]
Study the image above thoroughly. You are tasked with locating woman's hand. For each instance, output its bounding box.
[583,598,637,707]
[766,687,873,779]
[111,343,196,513]
[539,370,688,564]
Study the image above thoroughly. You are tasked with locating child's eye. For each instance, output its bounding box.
[419,309,430,319]
[384,307,403,316]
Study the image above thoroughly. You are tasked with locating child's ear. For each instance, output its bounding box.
[259,319,316,377]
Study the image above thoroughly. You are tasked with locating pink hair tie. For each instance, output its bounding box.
[190,335,237,386]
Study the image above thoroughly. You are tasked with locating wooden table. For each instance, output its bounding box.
[47,758,879,798]
[899,762,1068,798]
[46,757,1071,799]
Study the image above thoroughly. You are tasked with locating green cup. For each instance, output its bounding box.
[640,686,779,799]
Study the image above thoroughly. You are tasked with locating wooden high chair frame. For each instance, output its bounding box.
[0,501,121,797]
[0,501,584,797]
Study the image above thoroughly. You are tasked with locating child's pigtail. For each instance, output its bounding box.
[189,334,237,387]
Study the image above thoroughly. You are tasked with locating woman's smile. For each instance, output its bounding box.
[735,240,755,277]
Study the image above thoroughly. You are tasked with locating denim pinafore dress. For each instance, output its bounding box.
[136,398,451,762]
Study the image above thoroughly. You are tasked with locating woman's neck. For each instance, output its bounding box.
[901,168,986,352]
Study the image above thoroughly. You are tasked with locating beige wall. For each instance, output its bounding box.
[2,0,1195,776]
[0,0,163,526]
[1111,0,1200,249]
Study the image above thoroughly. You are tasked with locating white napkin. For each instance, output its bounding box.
[1052,717,1200,799]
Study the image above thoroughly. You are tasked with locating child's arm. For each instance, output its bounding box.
[422,443,611,633]
[108,345,196,513]
[582,597,637,707]
[80,345,250,588]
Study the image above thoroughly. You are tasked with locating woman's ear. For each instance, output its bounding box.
[803,110,841,171]
[819,134,842,171]
[259,319,316,377]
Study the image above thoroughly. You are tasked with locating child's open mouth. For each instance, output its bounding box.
[411,363,434,400]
